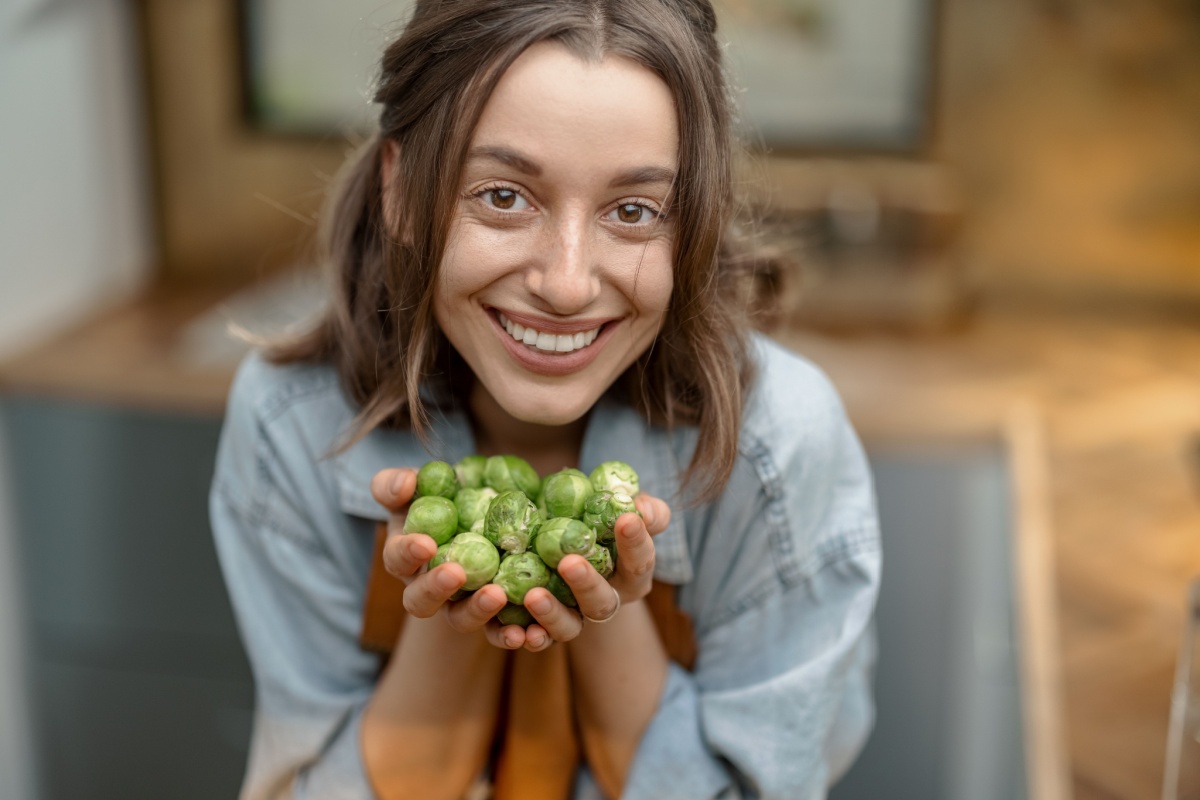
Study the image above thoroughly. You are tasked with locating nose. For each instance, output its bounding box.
[525,213,602,315]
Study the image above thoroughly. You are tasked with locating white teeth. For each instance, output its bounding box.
[498,311,603,354]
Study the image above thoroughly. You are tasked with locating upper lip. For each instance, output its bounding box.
[491,307,617,334]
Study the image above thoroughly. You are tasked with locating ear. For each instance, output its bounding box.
[379,138,403,239]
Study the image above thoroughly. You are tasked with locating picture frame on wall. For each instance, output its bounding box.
[237,0,941,154]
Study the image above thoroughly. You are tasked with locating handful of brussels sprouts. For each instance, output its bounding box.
[403,455,641,627]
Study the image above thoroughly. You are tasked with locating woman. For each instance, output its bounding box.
[210,1,881,798]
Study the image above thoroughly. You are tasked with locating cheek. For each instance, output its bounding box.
[628,244,674,319]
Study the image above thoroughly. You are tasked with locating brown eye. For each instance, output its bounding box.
[491,189,518,209]
[617,204,644,224]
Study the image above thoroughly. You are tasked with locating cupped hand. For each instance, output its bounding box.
[371,467,507,628]
[372,467,671,652]
[504,492,672,653]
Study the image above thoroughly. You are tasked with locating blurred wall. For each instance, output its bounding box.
[0,0,153,361]
[0,2,154,799]
[935,0,1200,305]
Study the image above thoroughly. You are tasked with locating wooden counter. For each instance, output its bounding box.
[5,280,1197,800]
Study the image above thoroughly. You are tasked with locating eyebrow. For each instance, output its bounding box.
[468,145,541,176]
[467,145,676,191]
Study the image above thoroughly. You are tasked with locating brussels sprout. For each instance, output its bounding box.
[584,543,615,579]
[454,455,487,490]
[497,603,535,628]
[432,532,501,590]
[553,467,589,481]
[540,470,595,520]
[483,490,541,554]
[535,517,596,569]
[588,461,640,497]
[403,495,458,545]
[416,460,459,499]
[469,518,485,534]
[547,570,577,608]
[581,490,639,545]
[454,487,498,532]
[483,455,541,498]
[493,551,550,605]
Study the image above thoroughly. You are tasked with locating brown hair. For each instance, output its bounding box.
[270,0,770,504]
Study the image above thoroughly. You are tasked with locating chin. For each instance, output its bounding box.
[493,384,599,429]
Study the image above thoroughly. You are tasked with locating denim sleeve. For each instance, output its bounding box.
[210,357,380,799]
[622,373,882,800]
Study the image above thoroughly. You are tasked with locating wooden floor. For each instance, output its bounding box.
[778,299,1200,800]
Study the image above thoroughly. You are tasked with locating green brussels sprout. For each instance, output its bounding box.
[540,470,595,520]
[581,490,639,545]
[497,603,535,627]
[415,460,459,499]
[454,487,498,532]
[403,495,458,546]
[588,461,640,497]
[547,570,577,608]
[535,517,596,569]
[493,551,551,605]
[455,455,487,490]
[584,543,615,579]
[483,455,541,498]
[552,467,588,481]
[483,490,541,554]
[431,532,501,590]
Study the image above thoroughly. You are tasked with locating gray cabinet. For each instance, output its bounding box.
[1,398,251,800]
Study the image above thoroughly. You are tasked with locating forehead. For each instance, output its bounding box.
[467,40,679,175]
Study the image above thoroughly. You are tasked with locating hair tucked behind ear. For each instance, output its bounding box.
[268,0,778,505]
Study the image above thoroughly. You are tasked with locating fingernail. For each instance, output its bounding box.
[528,595,552,616]
[391,472,407,496]
[479,593,503,613]
[505,632,521,647]
[564,563,588,582]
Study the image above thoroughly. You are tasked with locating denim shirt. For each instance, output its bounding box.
[209,333,881,800]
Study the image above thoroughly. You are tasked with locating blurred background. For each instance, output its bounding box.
[3,0,1200,798]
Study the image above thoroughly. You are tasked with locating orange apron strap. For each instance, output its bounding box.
[359,523,408,654]
[490,647,579,800]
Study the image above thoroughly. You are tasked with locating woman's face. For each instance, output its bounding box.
[434,41,678,428]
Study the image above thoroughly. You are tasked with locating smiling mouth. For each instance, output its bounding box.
[496,311,604,354]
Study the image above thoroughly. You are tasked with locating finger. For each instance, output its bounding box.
[382,532,438,580]
[523,587,582,645]
[402,562,465,618]
[613,512,657,583]
[634,494,671,536]
[483,621,528,650]
[444,584,507,633]
[521,623,554,653]
[370,468,417,512]
[559,555,622,620]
